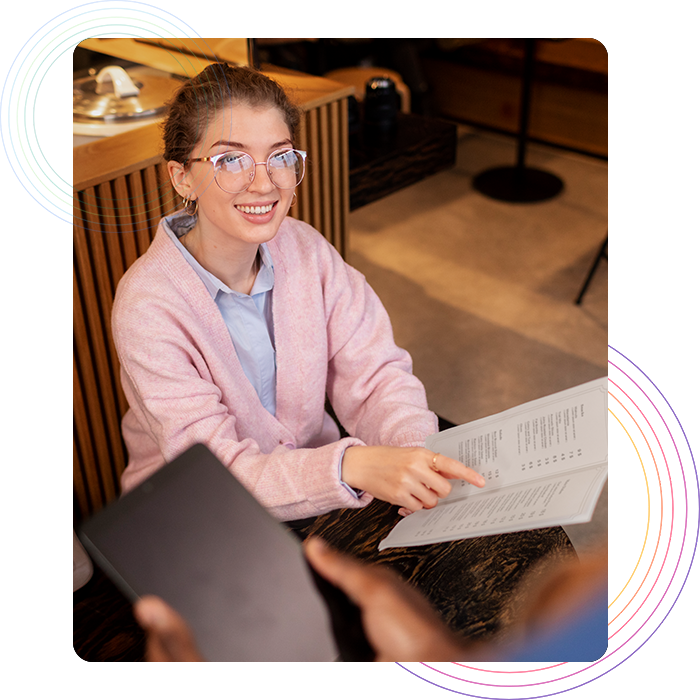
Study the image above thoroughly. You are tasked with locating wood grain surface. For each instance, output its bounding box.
[75,498,573,661]
[287,498,573,641]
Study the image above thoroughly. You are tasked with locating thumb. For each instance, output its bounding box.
[134,596,204,661]
[303,537,366,602]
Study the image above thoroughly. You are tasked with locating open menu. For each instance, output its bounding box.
[378,377,608,550]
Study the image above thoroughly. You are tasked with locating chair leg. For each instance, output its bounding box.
[575,235,608,305]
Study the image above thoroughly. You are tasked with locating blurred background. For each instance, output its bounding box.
[261,39,608,556]
[254,38,608,428]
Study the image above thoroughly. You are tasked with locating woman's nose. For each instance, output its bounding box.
[248,161,275,192]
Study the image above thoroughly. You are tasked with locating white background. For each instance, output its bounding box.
[5,6,700,700]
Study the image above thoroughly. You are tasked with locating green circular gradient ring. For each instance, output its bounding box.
[5,5,193,219]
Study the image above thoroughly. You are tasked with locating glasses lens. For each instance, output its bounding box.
[216,152,255,193]
[268,150,305,189]
[213,150,305,192]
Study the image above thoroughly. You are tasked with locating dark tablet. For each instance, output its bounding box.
[78,443,373,661]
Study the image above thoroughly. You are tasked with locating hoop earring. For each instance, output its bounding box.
[183,195,199,217]
[291,192,297,207]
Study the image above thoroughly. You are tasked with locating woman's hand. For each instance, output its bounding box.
[341,446,485,512]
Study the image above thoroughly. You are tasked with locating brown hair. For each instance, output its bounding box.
[162,63,301,165]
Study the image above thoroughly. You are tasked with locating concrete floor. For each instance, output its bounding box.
[348,126,608,557]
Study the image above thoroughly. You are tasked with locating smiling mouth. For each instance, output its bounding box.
[235,203,276,215]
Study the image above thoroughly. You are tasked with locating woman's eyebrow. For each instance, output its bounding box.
[209,140,245,150]
[209,138,293,151]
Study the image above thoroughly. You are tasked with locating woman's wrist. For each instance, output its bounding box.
[339,445,365,491]
[341,445,387,493]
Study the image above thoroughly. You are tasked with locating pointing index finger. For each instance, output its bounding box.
[433,454,486,487]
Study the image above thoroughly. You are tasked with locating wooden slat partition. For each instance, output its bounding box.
[73,163,178,521]
[74,80,351,522]
[294,97,349,257]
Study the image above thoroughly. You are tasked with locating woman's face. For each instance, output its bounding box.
[177,102,296,250]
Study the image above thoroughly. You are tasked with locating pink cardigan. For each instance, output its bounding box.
[112,216,437,520]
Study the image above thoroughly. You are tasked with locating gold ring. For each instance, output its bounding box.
[431,453,440,471]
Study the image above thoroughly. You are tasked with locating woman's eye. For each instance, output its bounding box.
[270,151,292,166]
[222,153,244,165]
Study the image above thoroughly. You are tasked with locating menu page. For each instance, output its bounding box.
[428,377,607,501]
[378,464,607,549]
[378,378,608,550]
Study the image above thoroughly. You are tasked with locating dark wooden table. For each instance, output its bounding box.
[74,498,573,661]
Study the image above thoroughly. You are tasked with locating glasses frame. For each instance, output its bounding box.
[188,148,307,194]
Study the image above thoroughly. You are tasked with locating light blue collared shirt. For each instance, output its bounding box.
[164,214,277,416]
[164,213,359,499]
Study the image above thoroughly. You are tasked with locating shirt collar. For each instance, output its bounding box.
[163,212,274,299]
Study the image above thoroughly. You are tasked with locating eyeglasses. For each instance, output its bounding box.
[188,148,307,194]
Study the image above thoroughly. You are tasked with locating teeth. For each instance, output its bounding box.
[236,203,274,215]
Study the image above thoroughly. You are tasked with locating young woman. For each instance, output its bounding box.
[112,63,484,521]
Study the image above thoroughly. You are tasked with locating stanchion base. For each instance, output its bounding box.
[473,166,564,203]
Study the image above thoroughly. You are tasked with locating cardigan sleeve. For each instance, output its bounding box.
[112,251,371,522]
[319,238,438,446]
